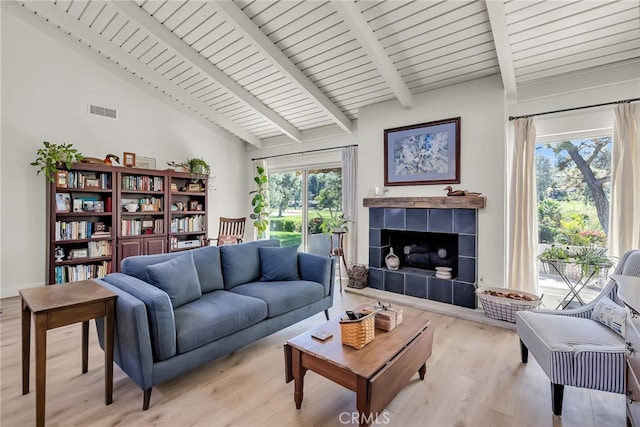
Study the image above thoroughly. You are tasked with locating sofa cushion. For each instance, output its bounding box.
[591,296,626,336]
[174,290,268,354]
[230,280,325,317]
[121,245,224,293]
[145,252,202,308]
[220,239,279,289]
[259,245,299,282]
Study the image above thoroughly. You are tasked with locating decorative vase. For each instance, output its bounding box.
[385,247,400,270]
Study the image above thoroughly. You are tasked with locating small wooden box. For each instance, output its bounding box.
[361,304,404,331]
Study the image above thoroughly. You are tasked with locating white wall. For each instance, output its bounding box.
[356,75,507,287]
[1,4,247,297]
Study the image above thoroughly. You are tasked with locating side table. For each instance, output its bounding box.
[20,280,117,427]
[330,230,348,293]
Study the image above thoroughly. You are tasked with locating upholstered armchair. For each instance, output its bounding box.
[516,249,640,415]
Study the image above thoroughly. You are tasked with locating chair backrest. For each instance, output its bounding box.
[216,217,246,246]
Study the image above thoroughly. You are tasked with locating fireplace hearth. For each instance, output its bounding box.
[364,197,484,309]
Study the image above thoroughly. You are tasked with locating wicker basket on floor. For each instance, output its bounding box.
[347,264,369,289]
[476,287,542,323]
[339,311,376,349]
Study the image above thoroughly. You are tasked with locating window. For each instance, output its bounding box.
[268,167,342,254]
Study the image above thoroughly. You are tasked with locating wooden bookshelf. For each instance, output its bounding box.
[167,171,208,252]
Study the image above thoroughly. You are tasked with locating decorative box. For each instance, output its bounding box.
[361,303,404,331]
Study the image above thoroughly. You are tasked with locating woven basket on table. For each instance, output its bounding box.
[347,264,369,289]
[476,287,542,323]
[339,311,376,349]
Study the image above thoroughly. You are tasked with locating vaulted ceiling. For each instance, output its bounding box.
[17,1,640,148]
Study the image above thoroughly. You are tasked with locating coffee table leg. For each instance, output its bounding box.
[22,300,31,395]
[418,363,427,380]
[292,348,306,409]
[35,314,47,427]
[356,377,372,427]
[82,321,89,374]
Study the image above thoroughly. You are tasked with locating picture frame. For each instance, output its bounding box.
[55,193,71,212]
[135,156,156,169]
[123,152,136,167]
[55,171,68,188]
[83,200,95,211]
[384,117,460,186]
[141,203,157,212]
[94,201,105,213]
[84,178,100,189]
[189,201,198,211]
[69,248,88,259]
[73,199,84,213]
[187,183,201,192]
[170,183,178,192]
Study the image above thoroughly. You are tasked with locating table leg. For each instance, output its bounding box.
[82,321,89,374]
[356,376,372,427]
[35,314,47,427]
[418,363,427,380]
[292,348,306,409]
[105,300,115,405]
[22,300,31,395]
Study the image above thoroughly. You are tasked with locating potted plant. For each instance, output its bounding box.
[537,244,571,276]
[572,245,614,279]
[319,213,353,234]
[250,165,269,239]
[31,141,83,183]
[187,158,210,175]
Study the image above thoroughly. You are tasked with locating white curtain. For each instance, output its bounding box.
[341,146,357,265]
[252,159,269,240]
[507,118,539,294]
[609,103,640,258]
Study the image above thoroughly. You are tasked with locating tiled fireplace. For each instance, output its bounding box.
[364,197,485,309]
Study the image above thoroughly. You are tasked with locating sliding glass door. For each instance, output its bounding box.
[268,166,342,254]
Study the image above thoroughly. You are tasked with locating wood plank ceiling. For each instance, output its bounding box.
[17,0,640,148]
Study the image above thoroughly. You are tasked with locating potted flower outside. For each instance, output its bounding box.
[31,141,84,183]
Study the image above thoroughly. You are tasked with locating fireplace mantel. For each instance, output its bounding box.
[363,196,486,209]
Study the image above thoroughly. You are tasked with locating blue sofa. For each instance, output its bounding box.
[94,239,335,409]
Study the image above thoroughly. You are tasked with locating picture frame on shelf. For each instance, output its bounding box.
[170,183,178,192]
[56,193,71,212]
[84,178,100,189]
[83,200,94,211]
[123,152,136,167]
[196,204,203,211]
[135,156,156,169]
[73,199,83,213]
[55,171,68,188]
[187,183,201,192]
[69,248,88,259]
[141,203,157,212]
[94,201,105,212]
[189,200,198,211]
[384,117,460,186]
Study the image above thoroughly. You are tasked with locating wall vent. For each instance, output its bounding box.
[88,103,117,119]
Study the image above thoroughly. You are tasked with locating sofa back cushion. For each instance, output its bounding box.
[145,252,202,308]
[121,245,224,293]
[220,239,279,289]
[259,245,300,281]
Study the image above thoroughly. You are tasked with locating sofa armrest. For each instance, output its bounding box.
[102,273,177,361]
[298,253,335,297]
[93,279,154,390]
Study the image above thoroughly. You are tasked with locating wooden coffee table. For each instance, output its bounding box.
[284,312,433,427]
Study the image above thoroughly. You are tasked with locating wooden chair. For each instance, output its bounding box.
[209,217,246,246]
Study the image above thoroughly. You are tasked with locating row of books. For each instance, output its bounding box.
[88,240,112,257]
[67,171,111,189]
[55,221,111,241]
[54,261,112,284]
[121,175,164,192]
[121,219,164,236]
[170,215,205,233]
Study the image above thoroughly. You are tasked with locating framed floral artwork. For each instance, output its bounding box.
[384,117,460,186]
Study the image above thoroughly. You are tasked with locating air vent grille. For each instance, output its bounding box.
[89,103,117,119]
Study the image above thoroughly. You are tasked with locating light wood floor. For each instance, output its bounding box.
[1,290,625,426]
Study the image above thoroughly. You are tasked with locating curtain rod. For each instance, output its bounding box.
[251,144,358,161]
[508,98,640,121]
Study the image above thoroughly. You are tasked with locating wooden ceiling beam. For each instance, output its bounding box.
[211,1,354,135]
[28,1,262,148]
[113,1,302,143]
[332,0,413,109]
[485,0,518,101]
